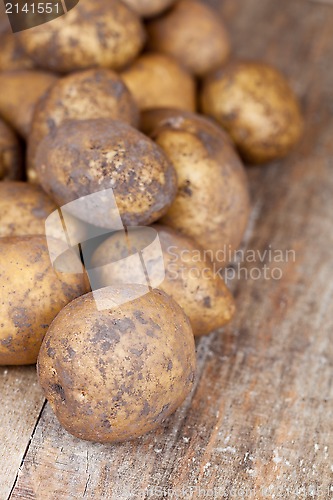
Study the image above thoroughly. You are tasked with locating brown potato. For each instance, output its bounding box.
[0,31,34,71]
[17,0,145,73]
[147,110,250,265]
[91,225,236,336]
[140,108,182,135]
[0,70,57,139]
[0,118,22,180]
[0,182,57,237]
[37,286,196,443]
[0,236,89,365]
[121,53,196,112]
[27,69,139,182]
[35,119,178,227]
[122,0,177,18]
[201,61,304,164]
[146,0,230,76]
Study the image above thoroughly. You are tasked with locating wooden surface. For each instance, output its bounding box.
[1,0,333,498]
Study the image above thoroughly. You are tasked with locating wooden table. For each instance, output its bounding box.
[1,0,333,498]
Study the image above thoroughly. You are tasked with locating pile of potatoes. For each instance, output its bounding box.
[0,0,303,443]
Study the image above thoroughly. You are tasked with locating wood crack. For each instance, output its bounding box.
[7,399,47,500]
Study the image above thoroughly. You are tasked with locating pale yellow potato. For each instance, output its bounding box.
[121,53,196,112]
[0,236,90,365]
[27,68,139,182]
[146,0,230,76]
[91,225,236,336]
[122,0,177,18]
[17,0,145,73]
[0,182,57,237]
[147,110,250,265]
[0,70,57,138]
[37,286,196,443]
[201,61,304,164]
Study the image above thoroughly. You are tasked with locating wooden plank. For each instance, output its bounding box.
[0,367,45,499]
[8,0,333,498]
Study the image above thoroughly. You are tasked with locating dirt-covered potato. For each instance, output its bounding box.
[0,70,57,139]
[27,69,139,182]
[121,53,196,112]
[0,118,22,181]
[146,110,250,265]
[0,31,35,71]
[17,0,145,73]
[122,0,177,18]
[201,61,304,164]
[35,119,178,227]
[91,225,236,336]
[146,0,230,76]
[0,182,57,237]
[37,286,196,443]
[0,236,89,365]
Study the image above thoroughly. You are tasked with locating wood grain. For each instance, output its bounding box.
[0,367,44,499]
[5,0,333,498]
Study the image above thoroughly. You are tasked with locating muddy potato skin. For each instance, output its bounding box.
[0,70,57,139]
[91,225,236,336]
[122,0,177,18]
[0,182,89,243]
[154,225,235,336]
[0,182,57,237]
[35,119,178,227]
[146,0,230,77]
[27,69,139,182]
[37,287,196,443]
[0,236,89,365]
[17,0,145,73]
[0,119,22,181]
[121,53,196,112]
[0,31,35,71]
[201,61,304,164]
[146,111,250,264]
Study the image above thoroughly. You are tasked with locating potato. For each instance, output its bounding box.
[122,0,177,18]
[91,225,236,336]
[37,286,196,443]
[201,61,304,164]
[0,236,89,365]
[146,0,230,76]
[0,118,22,181]
[121,53,196,112]
[17,0,145,73]
[140,108,183,135]
[146,110,250,265]
[27,69,139,182]
[0,182,57,237]
[0,70,57,139]
[0,31,34,71]
[35,119,178,227]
